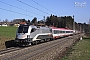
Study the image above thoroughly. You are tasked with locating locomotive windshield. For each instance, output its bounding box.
[18,25,29,33]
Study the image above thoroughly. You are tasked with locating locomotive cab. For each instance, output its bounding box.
[15,25,35,46]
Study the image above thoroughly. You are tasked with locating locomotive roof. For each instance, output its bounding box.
[19,24,50,29]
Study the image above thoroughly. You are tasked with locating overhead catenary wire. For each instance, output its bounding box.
[17,0,50,15]
[0,0,43,16]
[31,0,57,15]
[0,7,33,17]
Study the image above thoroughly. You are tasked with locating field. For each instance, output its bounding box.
[61,37,90,60]
[0,26,17,50]
[0,26,90,60]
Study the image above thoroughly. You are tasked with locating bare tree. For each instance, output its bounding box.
[5,19,8,23]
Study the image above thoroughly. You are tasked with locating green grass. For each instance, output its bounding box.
[0,26,17,38]
[0,26,17,49]
[61,37,90,60]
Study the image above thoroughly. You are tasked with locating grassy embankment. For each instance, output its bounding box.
[61,37,90,60]
[0,26,17,50]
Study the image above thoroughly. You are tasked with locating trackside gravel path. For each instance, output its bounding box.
[0,34,82,60]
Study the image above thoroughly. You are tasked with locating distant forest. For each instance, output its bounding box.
[0,14,90,36]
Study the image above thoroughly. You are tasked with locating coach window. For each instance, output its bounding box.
[54,30,55,34]
[66,31,69,33]
[59,31,60,33]
[66,31,67,33]
[58,31,60,33]
[71,31,73,33]
[54,30,56,34]
[62,31,65,33]
[56,30,58,34]
[60,31,62,33]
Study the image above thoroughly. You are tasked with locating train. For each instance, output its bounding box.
[50,27,74,39]
[15,24,75,46]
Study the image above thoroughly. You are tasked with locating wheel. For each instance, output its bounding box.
[31,41,36,45]
[50,38,53,41]
[35,41,38,45]
[44,39,47,42]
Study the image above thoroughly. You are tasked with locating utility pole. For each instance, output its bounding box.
[43,16,45,25]
[80,24,82,32]
[73,15,75,30]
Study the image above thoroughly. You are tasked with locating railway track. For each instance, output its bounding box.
[0,47,23,55]
[0,34,81,60]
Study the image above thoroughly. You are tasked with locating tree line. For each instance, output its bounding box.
[0,14,90,35]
